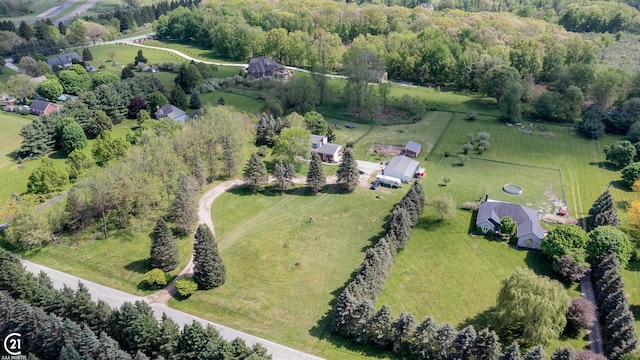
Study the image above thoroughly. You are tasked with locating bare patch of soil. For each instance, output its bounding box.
[541,186,578,224]
[368,143,405,156]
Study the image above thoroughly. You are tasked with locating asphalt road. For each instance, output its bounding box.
[21,260,324,360]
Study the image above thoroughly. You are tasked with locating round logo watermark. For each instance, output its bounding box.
[2,333,23,357]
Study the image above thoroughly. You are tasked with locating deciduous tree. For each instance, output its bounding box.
[605,141,637,168]
[7,74,36,101]
[27,158,69,194]
[37,79,63,100]
[492,268,570,347]
[303,111,328,135]
[431,194,456,221]
[587,226,632,267]
[273,127,311,163]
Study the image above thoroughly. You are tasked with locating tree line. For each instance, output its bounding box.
[0,249,271,360]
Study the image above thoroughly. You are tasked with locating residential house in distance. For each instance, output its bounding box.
[311,134,328,150]
[245,57,291,80]
[475,199,546,250]
[404,141,422,158]
[383,155,419,182]
[155,104,188,124]
[316,143,344,163]
[46,52,82,70]
[310,134,343,163]
[29,99,59,115]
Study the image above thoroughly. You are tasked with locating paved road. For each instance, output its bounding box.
[20,260,324,360]
[581,275,605,354]
[54,0,99,25]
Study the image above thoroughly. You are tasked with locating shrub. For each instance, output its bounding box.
[477,132,490,140]
[175,278,198,297]
[622,162,640,187]
[462,143,473,154]
[463,202,478,210]
[556,255,590,282]
[566,297,596,331]
[467,113,477,120]
[142,268,167,288]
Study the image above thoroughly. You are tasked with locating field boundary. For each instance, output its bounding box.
[426,111,456,161]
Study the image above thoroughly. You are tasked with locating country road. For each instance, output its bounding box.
[20,260,324,360]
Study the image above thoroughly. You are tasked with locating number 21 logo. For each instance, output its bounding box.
[3,333,22,356]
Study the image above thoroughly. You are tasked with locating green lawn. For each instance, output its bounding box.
[88,44,186,70]
[169,185,405,359]
[0,67,18,84]
[23,223,193,294]
[200,90,262,114]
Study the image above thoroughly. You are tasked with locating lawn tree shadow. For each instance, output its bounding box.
[626,258,640,272]
[125,258,150,274]
[415,216,448,231]
[459,306,498,334]
[630,305,640,321]
[608,180,629,191]
[589,161,619,172]
[524,251,556,278]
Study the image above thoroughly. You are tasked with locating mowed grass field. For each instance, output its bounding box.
[169,186,406,359]
[22,225,194,295]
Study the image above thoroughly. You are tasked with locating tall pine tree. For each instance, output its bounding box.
[588,189,620,230]
[243,152,268,193]
[193,225,226,290]
[169,84,188,111]
[150,218,179,272]
[273,160,295,192]
[306,152,326,193]
[255,113,276,146]
[336,148,360,193]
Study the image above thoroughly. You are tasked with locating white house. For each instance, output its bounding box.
[316,143,344,163]
[475,199,546,250]
[155,104,188,124]
[383,155,419,182]
[311,134,328,150]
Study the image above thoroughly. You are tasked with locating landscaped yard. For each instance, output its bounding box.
[170,185,405,360]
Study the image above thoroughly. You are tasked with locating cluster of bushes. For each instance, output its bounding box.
[592,250,638,359]
[462,132,491,155]
[0,249,271,359]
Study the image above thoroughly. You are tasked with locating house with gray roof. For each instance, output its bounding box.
[383,155,419,182]
[476,199,546,250]
[29,99,59,115]
[46,52,82,70]
[245,57,291,80]
[155,104,188,124]
[316,143,343,163]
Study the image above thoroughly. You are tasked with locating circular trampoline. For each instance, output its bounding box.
[503,184,523,195]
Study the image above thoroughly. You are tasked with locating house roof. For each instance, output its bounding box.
[317,143,342,156]
[311,134,326,145]
[476,200,545,239]
[155,104,187,124]
[246,56,286,76]
[29,99,57,113]
[405,140,422,153]
[385,155,419,178]
[46,52,82,68]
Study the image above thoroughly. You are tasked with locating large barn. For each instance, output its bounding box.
[383,155,419,182]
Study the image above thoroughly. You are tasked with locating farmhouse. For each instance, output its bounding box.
[316,143,344,163]
[245,57,291,80]
[155,104,188,124]
[476,199,546,250]
[311,134,328,150]
[46,52,82,70]
[404,141,422,158]
[29,99,59,115]
[383,155,419,182]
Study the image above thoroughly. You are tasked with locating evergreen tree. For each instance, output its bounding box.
[255,113,276,146]
[134,49,147,66]
[435,323,457,360]
[169,84,188,110]
[189,91,201,109]
[82,48,93,61]
[412,181,426,209]
[588,189,620,230]
[273,160,295,192]
[175,63,202,93]
[392,312,416,355]
[172,173,199,235]
[387,205,412,252]
[150,218,179,272]
[153,313,180,359]
[243,152,268,193]
[42,313,65,359]
[524,346,545,360]
[336,148,359,193]
[77,325,100,358]
[326,127,336,142]
[58,345,81,360]
[401,187,422,226]
[473,328,502,360]
[454,325,478,359]
[121,66,135,80]
[306,152,326,193]
[193,225,226,290]
[413,316,439,359]
[551,347,575,360]
[367,305,394,348]
[501,342,523,360]
[18,21,33,39]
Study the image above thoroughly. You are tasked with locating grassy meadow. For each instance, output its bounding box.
[170,185,405,360]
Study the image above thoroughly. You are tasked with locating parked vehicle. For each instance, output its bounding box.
[375,175,402,188]
[370,180,381,190]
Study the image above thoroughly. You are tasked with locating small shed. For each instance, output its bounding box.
[415,167,425,178]
[405,141,422,158]
[383,155,419,182]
